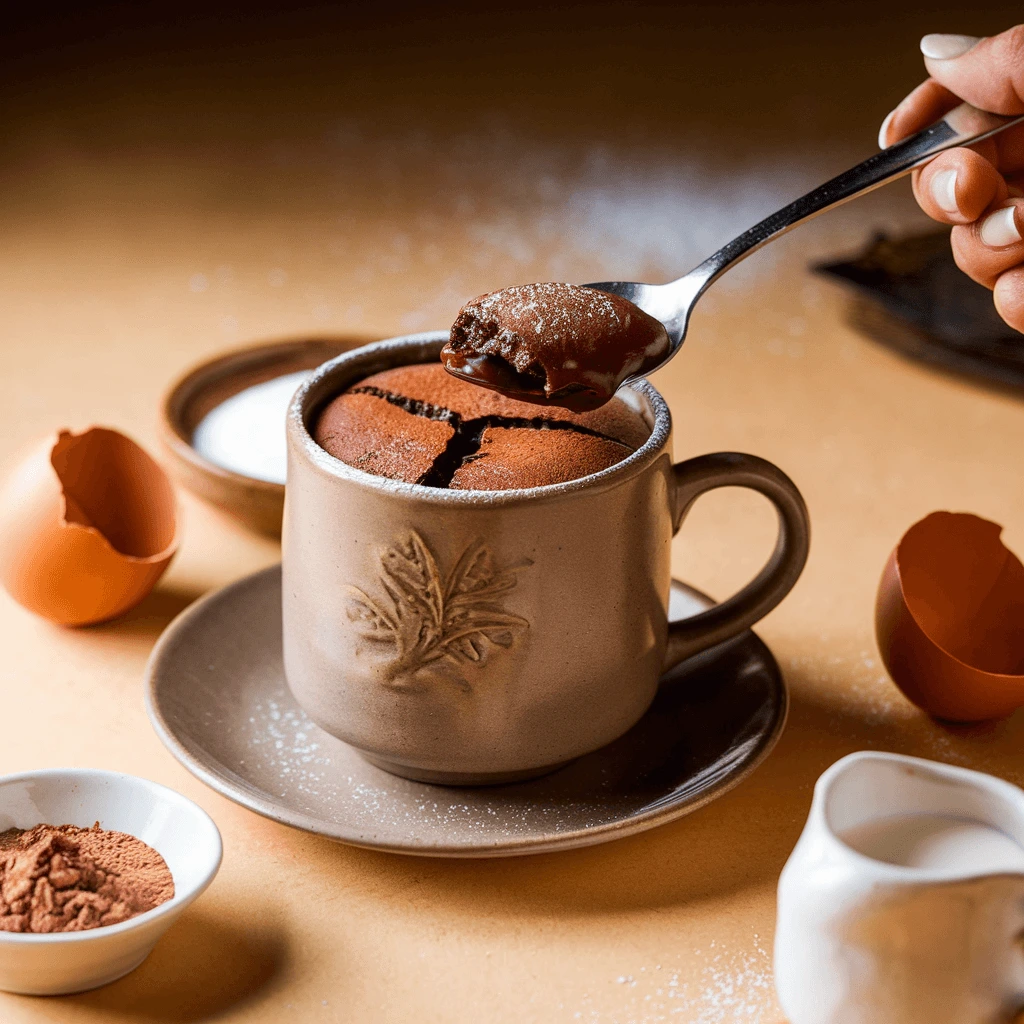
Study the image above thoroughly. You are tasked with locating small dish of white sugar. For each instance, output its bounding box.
[160,337,363,536]
[191,370,311,485]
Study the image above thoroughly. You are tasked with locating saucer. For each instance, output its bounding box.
[145,566,787,857]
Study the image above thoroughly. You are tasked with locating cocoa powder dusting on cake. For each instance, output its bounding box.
[0,824,174,934]
[314,362,650,490]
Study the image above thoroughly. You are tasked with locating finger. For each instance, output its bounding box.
[922,27,1024,115]
[950,200,1024,288]
[879,79,960,147]
[993,264,1024,332]
[878,85,1001,168]
[911,148,1007,224]
[994,123,1024,176]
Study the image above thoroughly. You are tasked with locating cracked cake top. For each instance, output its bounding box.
[313,362,650,490]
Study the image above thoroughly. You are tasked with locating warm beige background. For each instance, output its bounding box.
[2,2,1024,1020]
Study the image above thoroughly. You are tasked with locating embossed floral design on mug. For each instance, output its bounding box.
[775,752,1024,1024]
[283,332,809,784]
[344,531,532,693]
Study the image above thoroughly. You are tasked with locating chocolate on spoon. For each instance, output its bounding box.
[441,283,669,412]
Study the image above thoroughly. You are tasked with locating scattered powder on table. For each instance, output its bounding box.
[0,823,174,934]
[191,369,311,485]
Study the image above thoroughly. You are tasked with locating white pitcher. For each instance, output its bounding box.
[775,751,1024,1024]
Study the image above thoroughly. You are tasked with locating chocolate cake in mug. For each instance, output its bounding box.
[313,363,649,490]
[282,333,809,785]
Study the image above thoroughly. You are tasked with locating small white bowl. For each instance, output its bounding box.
[0,768,222,995]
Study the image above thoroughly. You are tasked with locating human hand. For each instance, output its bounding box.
[879,28,1024,331]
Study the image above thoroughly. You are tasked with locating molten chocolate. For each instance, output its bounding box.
[441,282,669,411]
[314,363,649,490]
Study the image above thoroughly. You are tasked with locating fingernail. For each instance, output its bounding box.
[920,33,981,60]
[878,109,896,149]
[931,169,960,214]
[979,206,1022,247]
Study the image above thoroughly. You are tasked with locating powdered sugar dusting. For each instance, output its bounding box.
[470,282,626,352]
[453,282,632,382]
[239,697,613,841]
[565,939,776,1022]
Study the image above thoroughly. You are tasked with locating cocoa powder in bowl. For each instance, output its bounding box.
[0,823,174,934]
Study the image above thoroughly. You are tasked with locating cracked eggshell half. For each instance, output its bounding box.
[876,511,1024,722]
[0,427,178,626]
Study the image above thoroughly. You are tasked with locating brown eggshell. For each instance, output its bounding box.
[876,511,1024,721]
[0,427,179,626]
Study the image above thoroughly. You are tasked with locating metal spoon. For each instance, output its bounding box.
[587,102,1024,380]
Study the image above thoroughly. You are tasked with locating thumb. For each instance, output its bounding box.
[922,27,1024,115]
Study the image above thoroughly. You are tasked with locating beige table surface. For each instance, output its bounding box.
[2,2,1023,1020]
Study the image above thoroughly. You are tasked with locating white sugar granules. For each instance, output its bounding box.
[191,370,310,484]
[569,942,776,1022]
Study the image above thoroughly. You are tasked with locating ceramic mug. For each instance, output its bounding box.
[282,332,809,784]
[775,751,1024,1024]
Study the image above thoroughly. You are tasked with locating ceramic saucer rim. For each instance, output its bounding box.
[145,565,787,858]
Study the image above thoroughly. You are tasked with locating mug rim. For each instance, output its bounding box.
[287,330,672,507]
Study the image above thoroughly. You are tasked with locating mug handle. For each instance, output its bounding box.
[663,452,810,670]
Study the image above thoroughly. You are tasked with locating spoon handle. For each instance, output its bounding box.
[682,102,1024,299]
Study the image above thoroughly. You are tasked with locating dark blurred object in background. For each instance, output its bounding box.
[817,231,1024,392]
